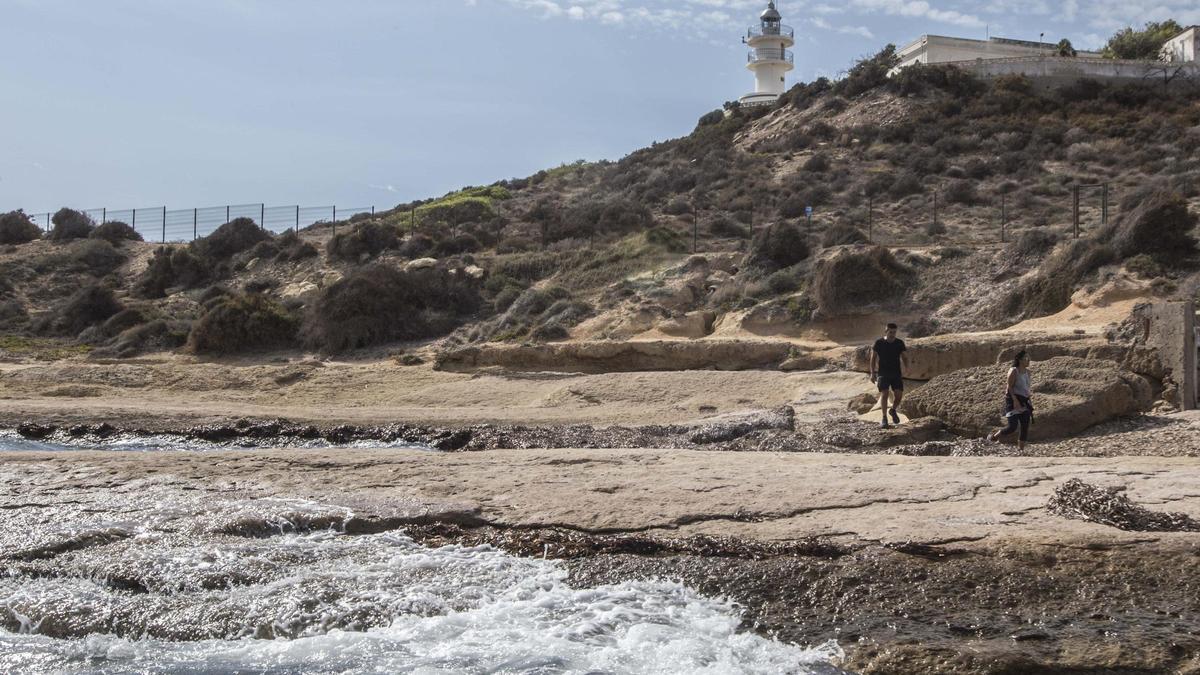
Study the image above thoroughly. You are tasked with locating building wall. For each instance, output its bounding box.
[1136,301,1197,410]
[1161,28,1198,63]
[949,56,1200,87]
[895,35,1101,71]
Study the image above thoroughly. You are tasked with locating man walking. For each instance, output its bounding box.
[870,323,908,428]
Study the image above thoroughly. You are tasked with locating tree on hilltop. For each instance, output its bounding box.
[1102,20,1183,60]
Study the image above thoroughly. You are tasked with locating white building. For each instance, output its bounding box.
[892,35,1102,72]
[1161,26,1199,63]
[739,2,794,106]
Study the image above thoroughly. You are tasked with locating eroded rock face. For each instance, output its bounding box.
[848,332,1102,381]
[900,357,1155,440]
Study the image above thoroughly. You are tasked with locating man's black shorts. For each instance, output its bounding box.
[877,374,904,391]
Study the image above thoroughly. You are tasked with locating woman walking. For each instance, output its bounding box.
[987,350,1033,450]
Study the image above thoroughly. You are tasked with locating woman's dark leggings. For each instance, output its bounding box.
[997,411,1031,443]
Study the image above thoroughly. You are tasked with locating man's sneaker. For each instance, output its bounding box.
[880,420,890,429]
[889,408,900,425]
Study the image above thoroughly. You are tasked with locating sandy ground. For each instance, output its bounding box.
[0,356,872,429]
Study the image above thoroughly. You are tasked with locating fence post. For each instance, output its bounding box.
[132,208,136,234]
[1072,186,1080,239]
[102,208,106,224]
[260,203,265,230]
[867,195,873,242]
[371,206,375,215]
[295,205,299,233]
[162,206,166,243]
[226,205,230,224]
[411,207,415,233]
[45,213,51,232]
[193,208,198,241]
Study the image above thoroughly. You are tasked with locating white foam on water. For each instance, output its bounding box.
[0,429,432,453]
[0,529,843,674]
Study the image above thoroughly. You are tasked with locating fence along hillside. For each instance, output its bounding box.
[24,203,377,242]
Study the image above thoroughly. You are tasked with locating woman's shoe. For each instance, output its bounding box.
[986,431,999,443]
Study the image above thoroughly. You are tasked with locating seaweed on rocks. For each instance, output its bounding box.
[1047,478,1200,532]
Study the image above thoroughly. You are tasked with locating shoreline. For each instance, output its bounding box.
[5,446,1200,673]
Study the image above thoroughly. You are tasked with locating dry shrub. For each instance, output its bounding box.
[997,238,1115,322]
[34,284,124,337]
[192,218,271,260]
[48,208,95,241]
[92,320,190,358]
[469,286,590,342]
[135,247,208,298]
[821,224,868,247]
[274,231,318,262]
[188,293,298,354]
[56,239,126,277]
[90,221,143,245]
[1006,229,1059,260]
[0,210,42,245]
[810,246,915,316]
[0,299,25,329]
[78,308,148,344]
[327,222,399,262]
[301,265,481,353]
[748,222,810,271]
[1102,189,1198,264]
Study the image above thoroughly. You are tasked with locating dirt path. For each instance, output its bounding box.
[0,357,871,429]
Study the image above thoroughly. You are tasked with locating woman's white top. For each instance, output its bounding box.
[1009,367,1031,398]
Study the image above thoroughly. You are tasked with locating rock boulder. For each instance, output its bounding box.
[900,356,1154,441]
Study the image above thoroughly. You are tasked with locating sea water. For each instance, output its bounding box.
[0,474,843,674]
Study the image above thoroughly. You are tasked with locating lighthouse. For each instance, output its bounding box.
[739,2,794,106]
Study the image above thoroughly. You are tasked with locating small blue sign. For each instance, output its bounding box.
[805,206,813,217]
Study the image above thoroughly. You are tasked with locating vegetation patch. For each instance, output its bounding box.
[188,293,298,354]
[327,222,400,262]
[301,264,481,353]
[47,209,95,241]
[33,284,125,338]
[810,246,915,316]
[90,221,143,245]
[0,211,42,245]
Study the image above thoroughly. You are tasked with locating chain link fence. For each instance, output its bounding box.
[24,203,378,243]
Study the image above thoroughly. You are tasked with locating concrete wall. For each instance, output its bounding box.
[1136,301,1197,410]
[895,35,1101,71]
[948,56,1200,88]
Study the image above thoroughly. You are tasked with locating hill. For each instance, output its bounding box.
[1,50,1198,360]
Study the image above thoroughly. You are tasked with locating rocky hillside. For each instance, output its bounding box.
[1,53,1198,361]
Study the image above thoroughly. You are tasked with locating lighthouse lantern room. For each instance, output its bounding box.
[739,2,795,106]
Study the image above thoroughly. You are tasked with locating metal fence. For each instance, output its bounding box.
[24,203,378,243]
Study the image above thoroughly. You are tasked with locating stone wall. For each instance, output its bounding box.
[946,56,1200,89]
[1132,302,1197,410]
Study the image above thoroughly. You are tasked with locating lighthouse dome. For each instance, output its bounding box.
[760,3,781,21]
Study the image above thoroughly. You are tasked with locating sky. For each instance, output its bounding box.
[4,0,1199,216]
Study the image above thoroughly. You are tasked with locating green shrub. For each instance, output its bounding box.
[835,45,899,98]
[188,293,298,354]
[399,234,435,259]
[274,231,319,262]
[134,246,209,298]
[434,233,481,256]
[327,221,399,262]
[697,109,724,127]
[1102,20,1183,60]
[90,221,142,245]
[34,284,124,337]
[1126,253,1164,279]
[748,222,810,270]
[810,246,914,316]
[821,224,868,247]
[301,264,481,353]
[0,210,42,244]
[192,218,271,260]
[48,208,95,241]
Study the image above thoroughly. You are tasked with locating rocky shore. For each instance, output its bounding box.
[5,444,1200,673]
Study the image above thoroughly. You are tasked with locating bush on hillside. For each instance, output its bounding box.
[997,238,1115,322]
[91,320,191,358]
[1104,189,1198,263]
[821,224,869,247]
[889,63,986,98]
[34,284,124,337]
[748,222,810,270]
[0,210,42,245]
[192,218,271,261]
[188,293,298,354]
[1102,20,1183,60]
[274,230,319,262]
[889,172,923,198]
[62,239,126,276]
[399,234,435,259]
[134,246,209,298]
[803,153,831,173]
[326,221,399,262]
[1007,229,1059,259]
[90,221,143,245]
[0,299,26,329]
[835,45,898,99]
[708,215,748,238]
[943,180,978,205]
[697,109,725,127]
[434,233,481,256]
[810,246,914,316]
[48,208,95,241]
[467,285,590,343]
[301,264,481,353]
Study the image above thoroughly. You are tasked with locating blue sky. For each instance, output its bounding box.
[4,0,1198,215]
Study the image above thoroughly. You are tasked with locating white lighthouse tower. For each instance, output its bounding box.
[739,2,795,106]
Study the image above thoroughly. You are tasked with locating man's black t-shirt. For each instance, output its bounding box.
[873,338,906,377]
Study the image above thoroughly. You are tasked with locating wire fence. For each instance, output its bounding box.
[24,203,378,243]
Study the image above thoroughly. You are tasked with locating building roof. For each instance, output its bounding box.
[1166,25,1199,41]
[761,2,781,21]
